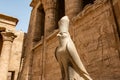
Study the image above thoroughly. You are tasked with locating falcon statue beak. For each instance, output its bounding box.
[57,33,61,37]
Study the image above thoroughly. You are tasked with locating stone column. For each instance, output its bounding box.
[33,3,45,42]
[0,32,16,80]
[65,0,83,19]
[43,0,58,36]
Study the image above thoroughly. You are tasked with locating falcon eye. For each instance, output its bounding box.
[60,32,63,35]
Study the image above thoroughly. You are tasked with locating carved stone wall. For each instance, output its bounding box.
[31,45,43,80]
[45,34,61,80]
[0,14,25,80]
[18,6,36,80]
[113,0,120,36]
[65,0,83,19]
[19,0,120,80]
[72,1,120,79]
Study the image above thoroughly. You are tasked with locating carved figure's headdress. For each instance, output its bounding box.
[58,16,69,32]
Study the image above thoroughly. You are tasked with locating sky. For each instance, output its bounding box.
[0,0,32,32]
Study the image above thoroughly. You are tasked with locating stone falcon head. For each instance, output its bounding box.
[57,16,70,38]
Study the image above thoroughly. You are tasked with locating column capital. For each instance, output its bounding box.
[1,32,17,42]
[43,0,57,11]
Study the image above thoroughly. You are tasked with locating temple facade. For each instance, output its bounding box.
[0,14,25,80]
[19,0,120,80]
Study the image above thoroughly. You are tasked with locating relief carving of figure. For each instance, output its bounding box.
[55,16,92,80]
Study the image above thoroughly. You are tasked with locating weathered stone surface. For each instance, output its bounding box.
[19,0,120,80]
[0,14,18,31]
[9,31,25,80]
[0,32,16,80]
[72,1,120,80]
[31,45,43,80]
[0,14,25,80]
[43,0,58,36]
[45,35,61,80]
[65,0,83,19]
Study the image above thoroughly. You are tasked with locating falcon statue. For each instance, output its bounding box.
[55,16,92,80]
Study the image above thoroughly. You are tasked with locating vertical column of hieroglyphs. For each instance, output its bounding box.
[0,32,16,80]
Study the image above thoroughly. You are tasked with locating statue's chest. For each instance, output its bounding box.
[57,46,69,60]
[57,46,66,54]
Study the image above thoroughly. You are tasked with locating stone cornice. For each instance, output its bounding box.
[0,14,18,25]
[1,32,17,42]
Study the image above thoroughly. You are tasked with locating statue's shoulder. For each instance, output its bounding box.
[55,46,61,54]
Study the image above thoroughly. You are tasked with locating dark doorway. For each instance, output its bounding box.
[8,71,15,80]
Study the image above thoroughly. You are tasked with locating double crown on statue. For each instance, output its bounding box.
[58,16,70,33]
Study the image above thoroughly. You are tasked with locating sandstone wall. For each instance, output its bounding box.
[45,32,61,80]
[9,31,25,80]
[0,14,25,80]
[0,14,18,31]
[31,1,120,80]
[18,10,34,80]
[19,0,120,80]
[31,43,43,80]
[113,0,120,36]
[31,31,61,80]
[72,1,120,79]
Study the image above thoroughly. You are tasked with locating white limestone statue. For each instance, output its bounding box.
[55,16,92,80]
